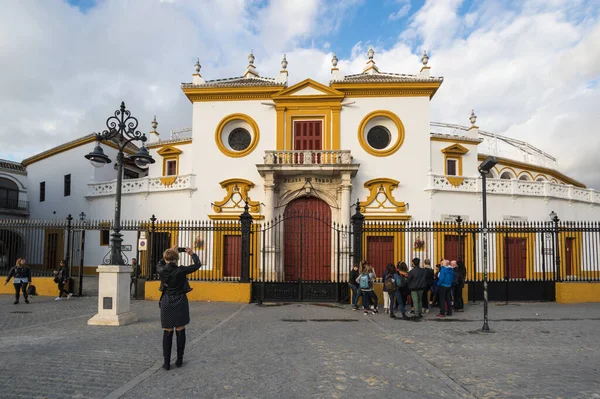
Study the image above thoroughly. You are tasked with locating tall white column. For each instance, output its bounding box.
[263,172,277,281]
[264,172,275,222]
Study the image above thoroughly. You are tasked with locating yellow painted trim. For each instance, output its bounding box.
[0,277,63,297]
[330,81,442,99]
[182,85,283,103]
[446,177,465,187]
[22,136,135,166]
[430,136,480,145]
[147,139,192,149]
[145,281,251,303]
[160,176,177,186]
[214,113,260,158]
[498,166,517,179]
[362,227,405,267]
[208,214,265,220]
[276,106,285,150]
[477,155,585,188]
[156,146,183,156]
[441,143,469,155]
[517,170,535,181]
[560,231,583,279]
[363,214,411,221]
[272,78,344,100]
[357,110,405,157]
[534,173,549,181]
[444,156,463,176]
[556,282,600,304]
[331,106,341,150]
[433,224,478,269]
[213,178,261,213]
[157,146,182,177]
[360,178,407,214]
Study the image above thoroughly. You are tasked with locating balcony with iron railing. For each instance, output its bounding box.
[0,198,29,215]
[257,150,360,177]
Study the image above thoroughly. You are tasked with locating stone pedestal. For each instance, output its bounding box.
[88,265,138,326]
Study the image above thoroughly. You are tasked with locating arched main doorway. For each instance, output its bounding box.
[283,196,332,282]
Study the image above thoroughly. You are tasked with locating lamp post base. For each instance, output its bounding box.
[87,265,138,326]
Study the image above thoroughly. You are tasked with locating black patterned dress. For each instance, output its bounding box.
[158,254,202,328]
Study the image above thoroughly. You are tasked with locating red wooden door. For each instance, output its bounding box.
[293,121,322,163]
[283,197,331,281]
[366,236,394,278]
[223,235,241,277]
[565,237,574,276]
[444,235,465,262]
[504,237,527,279]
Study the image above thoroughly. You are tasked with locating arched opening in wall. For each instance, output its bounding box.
[0,230,25,274]
[536,177,546,182]
[283,197,332,282]
[500,172,514,180]
[0,178,20,209]
[519,175,531,181]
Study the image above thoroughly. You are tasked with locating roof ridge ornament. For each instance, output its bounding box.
[149,115,159,142]
[467,109,479,135]
[331,52,341,81]
[363,45,379,75]
[277,54,288,85]
[419,50,431,77]
[281,54,287,70]
[192,58,205,84]
[244,50,259,78]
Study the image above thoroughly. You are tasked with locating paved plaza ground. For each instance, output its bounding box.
[0,291,599,399]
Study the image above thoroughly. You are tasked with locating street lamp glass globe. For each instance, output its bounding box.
[90,158,107,168]
[134,157,151,169]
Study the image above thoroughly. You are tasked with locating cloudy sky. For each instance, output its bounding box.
[1,0,599,187]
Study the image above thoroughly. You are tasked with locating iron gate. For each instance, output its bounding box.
[252,205,353,302]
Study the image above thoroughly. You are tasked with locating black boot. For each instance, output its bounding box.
[175,329,186,367]
[390,312,397,319]
[162,330,173,370]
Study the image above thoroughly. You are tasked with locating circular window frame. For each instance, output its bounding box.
[215,113,260,158]
[357,110,405,157]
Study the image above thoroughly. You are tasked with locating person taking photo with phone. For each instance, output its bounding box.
[157,244,203,370]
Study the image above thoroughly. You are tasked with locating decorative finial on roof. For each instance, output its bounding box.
[244,50,259,78]
[281,54,287,70]
[332,52,338,67]
[422,50,429,66]
[470,109,477,127]
[194,58,201,74]
[363,46,379,74]
[367,45,374,60]
[151,115,158,132]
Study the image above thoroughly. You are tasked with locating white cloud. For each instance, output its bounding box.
[389,0,411,21]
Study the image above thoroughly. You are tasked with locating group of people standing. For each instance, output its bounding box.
[348,258,466,320]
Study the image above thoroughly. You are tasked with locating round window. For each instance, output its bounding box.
[228,128,252,151]
[366,126,391,150]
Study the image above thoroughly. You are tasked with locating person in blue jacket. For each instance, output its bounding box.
[436,260,455,317]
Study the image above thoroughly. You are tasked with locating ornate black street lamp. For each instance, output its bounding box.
[85,102,155,265]
[478,156,498,332]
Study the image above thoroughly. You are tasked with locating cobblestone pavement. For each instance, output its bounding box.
[0,295,599,399]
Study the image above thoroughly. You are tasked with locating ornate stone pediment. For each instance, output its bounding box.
[359,178,410,220]
[212,178,261,215]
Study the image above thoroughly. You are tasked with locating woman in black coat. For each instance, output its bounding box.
[4,258,32,304]
[157,245,203,370]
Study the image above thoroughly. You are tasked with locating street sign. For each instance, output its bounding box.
[138,239,147,251]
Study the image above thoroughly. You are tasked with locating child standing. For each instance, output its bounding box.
[356,264,378,315]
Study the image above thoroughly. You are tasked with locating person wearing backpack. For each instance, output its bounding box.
[4,258,32,305]
[396,262,410,319]
[356,264,378,315]
[436,260,455,317]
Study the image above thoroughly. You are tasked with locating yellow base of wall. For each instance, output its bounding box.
[145,281,251,303]
[556,282,600,304]
[1,277,59,297]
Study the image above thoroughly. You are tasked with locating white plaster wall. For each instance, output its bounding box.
[26,145,120,220]
[340,97,432,220]
[189,100,276,217]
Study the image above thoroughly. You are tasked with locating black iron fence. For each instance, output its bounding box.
[1,211,599,302]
